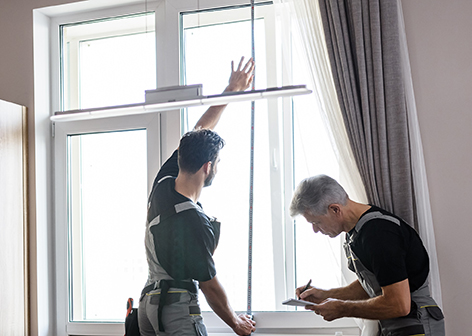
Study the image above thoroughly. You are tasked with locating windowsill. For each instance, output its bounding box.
[203,311,360,335]
[65,312,360,336]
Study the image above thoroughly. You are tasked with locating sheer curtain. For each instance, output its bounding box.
[275,1,367,204]
[275,1,373,334]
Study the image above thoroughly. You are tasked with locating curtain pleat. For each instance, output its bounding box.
[318,0,416,228]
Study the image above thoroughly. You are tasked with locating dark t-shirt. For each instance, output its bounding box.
[349,206,429,292]
[147,150,218,282]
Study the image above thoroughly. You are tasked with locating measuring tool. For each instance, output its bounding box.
[247,0,256,318]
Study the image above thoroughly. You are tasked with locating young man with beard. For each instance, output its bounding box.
[139,57,256,336]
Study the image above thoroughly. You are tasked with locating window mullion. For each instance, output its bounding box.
[282,96,296,306]
[263,6,288,311]
[278,9,297,305]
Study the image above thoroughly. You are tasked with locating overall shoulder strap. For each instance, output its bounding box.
[148,200,204,229]
[156,175,174,184]
[355,211,400,233]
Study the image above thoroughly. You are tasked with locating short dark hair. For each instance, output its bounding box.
[178,129,225,174]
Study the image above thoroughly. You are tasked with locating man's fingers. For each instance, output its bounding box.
[242,313,256,326]
[237,56,245,71]
[242,57,254,73]
[301,287,316,298]
[305,303,318,312]
[249,62,255,74]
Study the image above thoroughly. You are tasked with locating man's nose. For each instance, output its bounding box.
[312,224,320,233]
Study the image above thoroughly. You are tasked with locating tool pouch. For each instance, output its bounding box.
[425,305,444,321]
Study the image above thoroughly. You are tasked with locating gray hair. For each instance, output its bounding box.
[290,175,348,217]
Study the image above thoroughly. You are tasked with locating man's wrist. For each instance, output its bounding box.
[227,312,239,330]
[338,300,352,318]
[318,288,330,301]
[224,85,237,93]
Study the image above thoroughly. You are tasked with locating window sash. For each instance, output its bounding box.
[60,12,156,111]
[54,113,160,334]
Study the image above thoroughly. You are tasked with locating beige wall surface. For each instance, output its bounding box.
[0,1,82,335]
[402,0,472,334]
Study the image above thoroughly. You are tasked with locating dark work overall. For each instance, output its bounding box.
[344,211,445,336]
[140,175,221,336]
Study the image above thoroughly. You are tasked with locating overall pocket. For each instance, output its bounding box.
[421,305,445,336]
[424,305,444,321]
[192,315,208,336]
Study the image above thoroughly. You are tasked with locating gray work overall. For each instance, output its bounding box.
[140,178,221,336]
[344,211,445,336]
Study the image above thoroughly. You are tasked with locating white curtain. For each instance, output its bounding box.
[397,0,442,307]
[274,0,374,334]
[274,0,367,204]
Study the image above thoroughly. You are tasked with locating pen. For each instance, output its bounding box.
[299,279,312,298]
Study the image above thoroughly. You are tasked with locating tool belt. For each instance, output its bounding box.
[141,279,198,332]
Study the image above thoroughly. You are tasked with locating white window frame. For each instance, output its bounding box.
[54,113,160,335]
[50,4,163,336]
[48,0,360,335]
[60,12,156,111]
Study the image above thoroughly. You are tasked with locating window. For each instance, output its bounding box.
[68,130,147,321]
[180,2,345,313]
[53,10,161,333]
[61,15,156,322]
[51,1,360,335]
[55,114,160,331]
[61,13,156,110]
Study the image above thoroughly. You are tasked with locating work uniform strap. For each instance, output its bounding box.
[158,280,170,332]
[148,200,206,229]
[355,211,400,232]
[157,175,173,184]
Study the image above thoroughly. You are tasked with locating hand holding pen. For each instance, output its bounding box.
[297,279,312,299]
[296,279,328,304]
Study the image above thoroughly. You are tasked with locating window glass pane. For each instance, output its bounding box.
[291,26,344,291]
[79,32,155,108]
[182,7,276,312]
[293,92,344,290]
[68,130,147,321]
[61,13,156,110]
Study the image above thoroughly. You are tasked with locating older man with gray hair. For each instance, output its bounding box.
[290,174,445,336]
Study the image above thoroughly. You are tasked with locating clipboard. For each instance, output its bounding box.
[282,298,315,306]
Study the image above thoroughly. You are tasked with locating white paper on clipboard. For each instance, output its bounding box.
[282,298,315,306]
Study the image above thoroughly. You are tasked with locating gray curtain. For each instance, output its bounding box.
[318,0,417,229]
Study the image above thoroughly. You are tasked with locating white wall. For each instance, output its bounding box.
[402,1,472,335]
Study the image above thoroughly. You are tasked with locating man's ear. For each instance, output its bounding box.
[329,204,342,216]
[202,161,212,175]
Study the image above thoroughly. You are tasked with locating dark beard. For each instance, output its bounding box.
[203,167,216,187]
